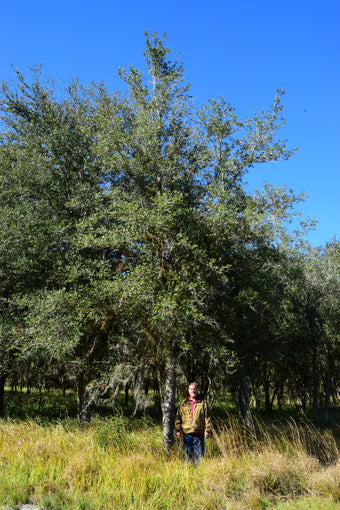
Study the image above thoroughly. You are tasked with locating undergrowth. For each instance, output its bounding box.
[0,414,339,509]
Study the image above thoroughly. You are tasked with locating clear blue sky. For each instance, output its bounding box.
[1,0,339,246]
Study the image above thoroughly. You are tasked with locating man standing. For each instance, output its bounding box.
[175,382,212,464]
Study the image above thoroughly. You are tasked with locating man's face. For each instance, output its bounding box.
[188,384,198,399]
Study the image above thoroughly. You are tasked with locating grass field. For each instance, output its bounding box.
[1,412,340,510]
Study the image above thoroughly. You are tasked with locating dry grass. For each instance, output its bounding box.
[0,416,339,509]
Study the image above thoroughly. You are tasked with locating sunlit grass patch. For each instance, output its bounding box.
[309,458,340,502]
[275,496,340,509]
[245,449,316,498]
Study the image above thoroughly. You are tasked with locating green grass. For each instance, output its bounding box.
[1,388,340,508]
[0,415,340,510]
[276,498,340,509]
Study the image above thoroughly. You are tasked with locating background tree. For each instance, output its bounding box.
[0,68,122,419]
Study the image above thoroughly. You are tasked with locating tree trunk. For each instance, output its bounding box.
[250,381,261,409]
[0,374,6,416]
[264,377,273,412]
[276,379,285,412]
[295,380,306,415]
[153,388,162,421]
[307,299,320,423]
[323,368,332,425]
[76,371,91,423]
[312,342,320,423]
[162,353,177,455]
[124,383,130,406]
[232,362,253,427]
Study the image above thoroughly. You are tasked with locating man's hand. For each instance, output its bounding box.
[204,431,210,439]
[176,431,181,439]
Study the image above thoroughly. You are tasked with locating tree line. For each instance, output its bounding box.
[0,33,339,451]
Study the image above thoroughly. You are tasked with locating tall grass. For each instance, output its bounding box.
[0,416,339,509]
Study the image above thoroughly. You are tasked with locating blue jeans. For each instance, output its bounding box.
[183,433,204,464]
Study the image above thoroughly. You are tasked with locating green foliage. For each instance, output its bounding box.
[0,32,338,434]
[2,388,77,420]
